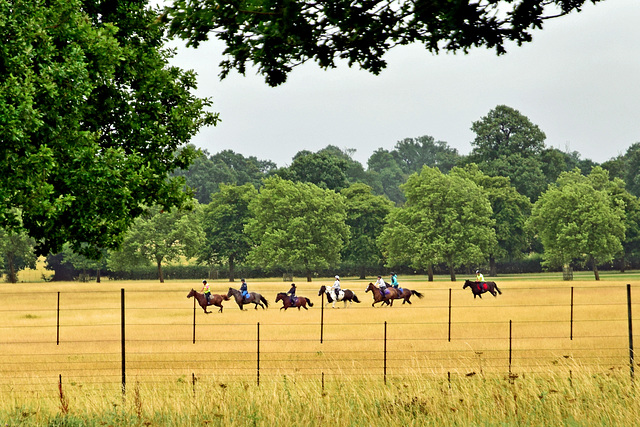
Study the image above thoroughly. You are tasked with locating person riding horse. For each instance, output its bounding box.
[240,278,249,302]
[332,275,341,301]
[375,275,388,296]
[287,283,297,306]
[476,270,485,286]
[201,280,211,305]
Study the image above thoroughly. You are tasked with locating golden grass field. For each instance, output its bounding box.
[1,271,639,425]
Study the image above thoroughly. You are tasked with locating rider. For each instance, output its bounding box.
[476,270,485,289]
[287,283,297,306]
[240,278,249,302]
[201,280,211,305]
[332,275,341,301]
[391,272,403,294]
[374,275,388,296]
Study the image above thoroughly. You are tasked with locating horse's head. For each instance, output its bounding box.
[365,283,374,292]
[463,280,471,289]
[275,293,285,302]
[227,288,234,297]
[318,286,326,296]
[187,289,195,298]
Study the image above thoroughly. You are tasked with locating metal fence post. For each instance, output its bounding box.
[627,284,634,382]
[121,288,126,397]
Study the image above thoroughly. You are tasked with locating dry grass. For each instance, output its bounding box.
[1,272,639,424]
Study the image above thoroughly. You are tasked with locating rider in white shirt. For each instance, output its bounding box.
[374,275,386,291]
[332,275,341,301]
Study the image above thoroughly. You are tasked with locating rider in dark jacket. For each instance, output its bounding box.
[287,283,297,306]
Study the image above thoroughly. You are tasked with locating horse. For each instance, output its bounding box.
[187,289,229,314]
[318,285,361,308]
[388,286,424,304]
[275,293,314,310]
[463,280,502,299]
[227,287,269,310]
[365,283,398,307]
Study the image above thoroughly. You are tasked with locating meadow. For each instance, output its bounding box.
[1,271,638,425]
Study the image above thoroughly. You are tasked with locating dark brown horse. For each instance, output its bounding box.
[187,289,229,314]
[275,293,314,310]
[463,280,502,299]
[318,285,361,308]
[227,287,269,310]
[365,283,398,307]
[388,286,424,304]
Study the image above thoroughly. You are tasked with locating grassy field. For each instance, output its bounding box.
[1,271,639,425]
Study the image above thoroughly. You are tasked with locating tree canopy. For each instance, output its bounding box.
[164,0,604,86]
[1,0,216,259]
[246,176,350,281]
[528,167,625,279]
[380,166,497,281]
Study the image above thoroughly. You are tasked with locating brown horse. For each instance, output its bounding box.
[227,287,269,310]
[388,286,424,304]
[275,293,314,310]
[365,283,398,307]
[187,289,229,314]
[463,280,502,299]
[318,285,361,308]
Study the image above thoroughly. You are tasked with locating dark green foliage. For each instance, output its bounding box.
[0,0,217,259]
[163,0,604,86]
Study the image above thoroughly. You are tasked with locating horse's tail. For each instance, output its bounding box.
[412,290,424,299]
[306,298,314,307]
[261,295,269,307]
[222,295,230,301]
[493,282,502,295]
[353,294,361,303]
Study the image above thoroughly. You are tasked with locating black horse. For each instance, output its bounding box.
[463,280,502,299]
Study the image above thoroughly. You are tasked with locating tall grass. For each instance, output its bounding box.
[1,274,639,424]
[1,369,638,425]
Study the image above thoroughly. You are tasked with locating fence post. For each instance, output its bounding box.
[57,292,60,345]
[320,292,324,343]
[627,284,634,382]
[121,288,126,397]
[193,296,196,344]
[448,288,452,342]
[509,320,512,375]
[570,286,574,340]
[257,322,260,386]
[384,321,387,385]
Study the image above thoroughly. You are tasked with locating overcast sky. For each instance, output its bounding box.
[166,0,640,167]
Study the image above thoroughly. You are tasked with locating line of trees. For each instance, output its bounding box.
[4,105,638,283]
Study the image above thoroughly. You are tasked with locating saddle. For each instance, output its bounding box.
[477,281,488,291]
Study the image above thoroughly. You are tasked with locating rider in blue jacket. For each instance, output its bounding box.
[240,278,249,301]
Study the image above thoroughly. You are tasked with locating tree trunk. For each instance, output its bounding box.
[358,265,366,280]
[448,264,456,281]
[96,268,101,283]
[228,255,235,282]
[427,264,434,282]
[489,255,497,277]
[306,268,312,282]
[589,255,600,280]
[157,260,164,283]
[619,253,627,273]
[7,253,17,283]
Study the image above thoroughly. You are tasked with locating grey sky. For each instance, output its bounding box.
[166,0,640,167]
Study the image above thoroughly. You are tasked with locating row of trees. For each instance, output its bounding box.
[7,162,636,283]
[3,104,639,282]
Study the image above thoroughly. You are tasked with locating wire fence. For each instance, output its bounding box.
[0,283,637,400]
